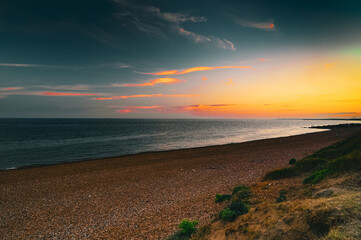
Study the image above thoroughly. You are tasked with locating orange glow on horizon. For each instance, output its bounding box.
[183,57,361,118]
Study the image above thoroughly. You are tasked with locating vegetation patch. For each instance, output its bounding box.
[263,167,297,180]
[303,151,361,184]
[168,219,199,240]
[232,185,250,195]
[215,193,231,203]
[264,132,361,183]
[191,130,361,240]
[231,185,251,204]
[220,208,237,222]
[289,158,297,165]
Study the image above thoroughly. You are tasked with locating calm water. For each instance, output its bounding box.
[0,118,358,170]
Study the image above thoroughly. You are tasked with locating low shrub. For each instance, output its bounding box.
[231,186,251,204]
[295,157,326,172]
[229,201,249,215]
[220,208,237,222]
[168,219,199,239]
[178,219,199,236]
[263,167,297,180]
[289,158,297,165]
[215,193,232,203]
[232,185,250,195]
[303,151,361,184]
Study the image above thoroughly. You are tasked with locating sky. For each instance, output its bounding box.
[0,0,360,118]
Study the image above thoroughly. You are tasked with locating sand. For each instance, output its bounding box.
[0,128,358,239]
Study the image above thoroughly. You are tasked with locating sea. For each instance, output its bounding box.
[0,118,359,170]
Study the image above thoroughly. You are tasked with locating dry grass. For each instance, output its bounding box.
[192,172,361,240]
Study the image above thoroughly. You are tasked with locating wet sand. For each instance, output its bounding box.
[0,128,358,239]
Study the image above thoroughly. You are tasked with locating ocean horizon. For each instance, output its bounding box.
[0,118,359,170]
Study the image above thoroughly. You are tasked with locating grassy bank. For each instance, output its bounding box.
[169,130,361,240]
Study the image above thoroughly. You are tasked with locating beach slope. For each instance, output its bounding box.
[0,128,358,239]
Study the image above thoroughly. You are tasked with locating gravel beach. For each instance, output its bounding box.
[0,128,357,239]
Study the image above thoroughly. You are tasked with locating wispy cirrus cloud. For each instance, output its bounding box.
[0,62,132,70]
[0,63,42,67]
[114,104,239,115]
[42,92,99,96]
[122,78,184,87]
[145,65,251,75]
[113,1,235,50]
[0,90,99,98]
[38,85,91,91]
[0,87,24,91]
[116,105,164,113]
[0,63,83,69]
[99,62,133,69]
[95,93,194,100]
[177,104,236,111]
[176,27,235,50]
[147,7,206,23]
[233,17,275,31]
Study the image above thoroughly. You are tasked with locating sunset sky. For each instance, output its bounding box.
[1,0,360,118]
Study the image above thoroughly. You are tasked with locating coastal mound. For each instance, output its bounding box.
[173,130,361,240]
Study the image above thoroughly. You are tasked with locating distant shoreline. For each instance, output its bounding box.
[0,128,329,171]
[3,123,361,171]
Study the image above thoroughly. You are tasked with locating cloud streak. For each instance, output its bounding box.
[0,87,24,91]
[0,62,132,70]
[233,17,275,31]
[38,85,91,91]
[114,104,240,115]
[116,105,164,113]
[0,63,43,67]
[176,27,235,50]
[113,1,235,50]
[42,92,99,96]
[123,78,184,87]
[95,94,194,100]
[145,65,251,75]
[147,7,206,23]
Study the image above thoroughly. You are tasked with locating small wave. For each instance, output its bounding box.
[4,167,18,170]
